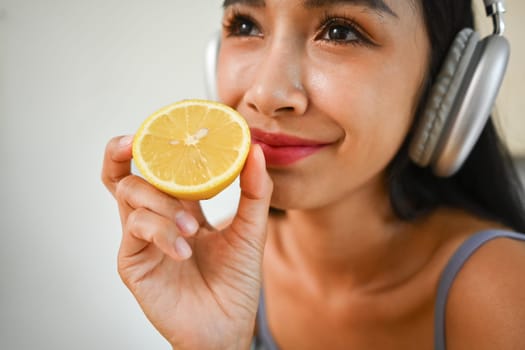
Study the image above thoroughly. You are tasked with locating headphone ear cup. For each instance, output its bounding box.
[204,31,221,101]
[409,28,479,169]
[432,32,510,177]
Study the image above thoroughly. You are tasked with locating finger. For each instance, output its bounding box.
[180,200,209,228]
[123,207,193,261]
[227,144,273,251]
[116,175,200,237]
[101,135,134,195]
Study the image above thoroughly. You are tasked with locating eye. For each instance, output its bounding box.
[317,17,371,46]
[325,23,359,42]
[223,13,262,37]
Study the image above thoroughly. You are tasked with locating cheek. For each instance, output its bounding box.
[310,65,413,149]
[216,47,255,106]
[216,48,236,104]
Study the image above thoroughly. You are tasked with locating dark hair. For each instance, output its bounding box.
[388,0,525,231]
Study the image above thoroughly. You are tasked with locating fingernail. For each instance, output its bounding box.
[175,211,199,235]
[254,143,265,160]
[174,237,192,259]
[119,135,133,147]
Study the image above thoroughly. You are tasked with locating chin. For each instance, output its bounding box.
[269,184,326,211]
[269,188,304,210]
[267,168,344,211]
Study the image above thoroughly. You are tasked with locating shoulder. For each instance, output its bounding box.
[445,231,525,349]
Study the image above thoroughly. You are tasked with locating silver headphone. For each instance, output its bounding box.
[204,31,221,102]
[204,0,510,177]
[409,0,510,176]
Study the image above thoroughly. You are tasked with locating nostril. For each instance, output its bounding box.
[245,85,307,117]
[249,102,295,116]
[276,106,295,113]
[248,102,297,116]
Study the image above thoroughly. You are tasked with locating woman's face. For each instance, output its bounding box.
[217,0,430,210]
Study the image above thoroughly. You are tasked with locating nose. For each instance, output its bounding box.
[244,42,308,117]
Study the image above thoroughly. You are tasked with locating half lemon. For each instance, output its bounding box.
[132,99,251,200]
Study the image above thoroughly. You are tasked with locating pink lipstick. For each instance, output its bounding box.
[250,128,330,166]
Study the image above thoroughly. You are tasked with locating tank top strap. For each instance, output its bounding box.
[434,229,525,350]
[255,288,280,350]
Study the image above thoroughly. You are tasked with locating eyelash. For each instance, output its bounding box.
[222,9,374,47]
[222,10,262,38]
[317,12,373,47]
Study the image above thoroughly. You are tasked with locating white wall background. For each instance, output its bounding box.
[1,1,524,350]
[0,1,229,349]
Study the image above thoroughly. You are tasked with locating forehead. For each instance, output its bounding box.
[222,0,403,18]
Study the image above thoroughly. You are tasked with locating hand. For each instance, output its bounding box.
[101,135,273,349]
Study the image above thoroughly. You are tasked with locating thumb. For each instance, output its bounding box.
[226,144,273,252]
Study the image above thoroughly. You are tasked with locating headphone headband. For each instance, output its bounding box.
[484,0,506,34]
[484,0,505,12]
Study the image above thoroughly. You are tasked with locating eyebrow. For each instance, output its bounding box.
[222,0,398,18]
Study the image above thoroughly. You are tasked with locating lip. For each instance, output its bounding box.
[250,128,331,166]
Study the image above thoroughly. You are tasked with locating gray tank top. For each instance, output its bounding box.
[252,229,525,350]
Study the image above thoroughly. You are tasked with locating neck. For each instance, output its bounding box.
[269,177,431,295]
